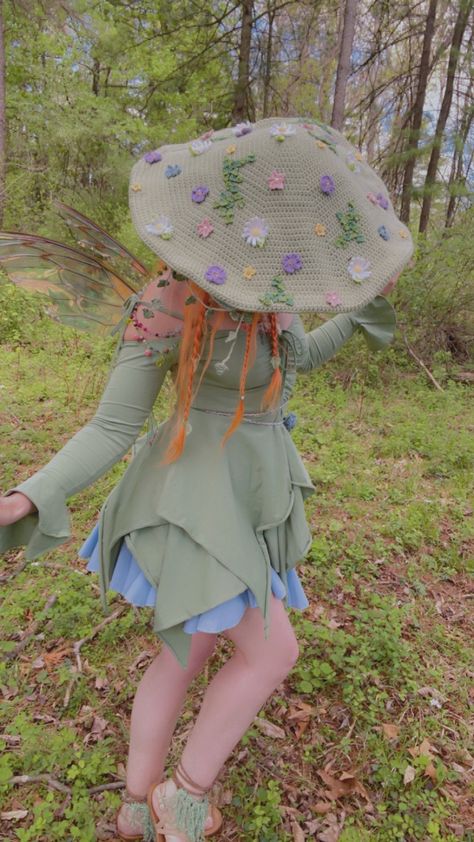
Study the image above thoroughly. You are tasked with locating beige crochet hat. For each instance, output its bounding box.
[129,117,413,313]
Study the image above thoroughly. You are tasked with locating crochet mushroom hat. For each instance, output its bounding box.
[129,117,413,313]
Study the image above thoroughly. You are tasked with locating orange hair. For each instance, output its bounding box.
[163,285,283,463]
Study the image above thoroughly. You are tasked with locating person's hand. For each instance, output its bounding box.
[0,492,36,526]
[380,269,402,297]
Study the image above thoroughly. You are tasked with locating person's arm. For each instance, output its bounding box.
[283,295,396,374]
[0,338,178,559]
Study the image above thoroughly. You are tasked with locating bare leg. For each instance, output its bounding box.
[118,632,216,836]
[178,596,298,789]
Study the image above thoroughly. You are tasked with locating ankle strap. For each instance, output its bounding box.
[173,762,211,797]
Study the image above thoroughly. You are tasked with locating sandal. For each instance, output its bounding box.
[147,763,222,842]
[116,787,155,841]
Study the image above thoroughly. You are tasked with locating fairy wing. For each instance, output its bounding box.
[54,201,150,288]
[0,232,137,335]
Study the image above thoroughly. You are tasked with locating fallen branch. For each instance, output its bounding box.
[401,333,444,392]
[3,595,58,662]
[73,606,126,672]
[9,774,71,795]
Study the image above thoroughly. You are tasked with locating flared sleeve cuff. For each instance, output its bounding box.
[349,295,397,351]
[0,473,71,560]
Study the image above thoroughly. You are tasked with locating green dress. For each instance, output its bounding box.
[0,297,396,666]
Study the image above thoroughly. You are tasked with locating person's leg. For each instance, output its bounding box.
[118,632,217,837]
[177,596,298,788]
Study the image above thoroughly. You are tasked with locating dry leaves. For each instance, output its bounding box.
[291,820,305,841]
[403,765,416,785]
[254,717,286,740]
[288,700,316,740]
[381,722,400,739]
[317,769,369,802]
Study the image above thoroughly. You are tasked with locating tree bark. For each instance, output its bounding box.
[419,0,473,233]
[232,0,254,122]
[262,1,275,118]
[331,0,358,130]
[399,0,438,224]
[0,0,5,228]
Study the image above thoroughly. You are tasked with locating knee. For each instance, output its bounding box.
[259,633,299,686]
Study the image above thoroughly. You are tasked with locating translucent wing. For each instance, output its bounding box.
[0,232,137,335]
[54,201,150,288]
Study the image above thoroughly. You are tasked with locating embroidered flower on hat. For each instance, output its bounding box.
[192,185,210,203]
[197,218,214,238]
[205,265,227,285]
[314,223,327,236]
[270,122,296,141]
[378,224,391,241]
[165,164,182,178]
[367,192,378,205]
[282,253,303,274]
[131,183,142,192]
[146,216,173,240]
[376,192,389,210]
[232,121,253,137]
[243,265,257,280]
[315,140,327,149]
[190,139,212,156]
[346,152,362,173]
[268,170,285,190]
[143,150,162,164]
[399,229,409,239]
[226,144,237,154]
[320,174,336,195]
[355,151,364,161]
[348,256,371,282]
[243,217,269,247]
[326,291,343,307]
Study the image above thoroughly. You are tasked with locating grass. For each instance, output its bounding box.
[0,321,473,841]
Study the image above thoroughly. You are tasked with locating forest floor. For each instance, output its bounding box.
[0,325,473,842]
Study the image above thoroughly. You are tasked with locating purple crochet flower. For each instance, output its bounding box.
[320,174,335,195]
[232,121,253,137]
[143,150,162,164]
[281,253,303,274]
[205,265,227,285]
[377,192,389,210]
[192,185,210,204]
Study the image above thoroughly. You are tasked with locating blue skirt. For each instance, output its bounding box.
[80,524,309,635]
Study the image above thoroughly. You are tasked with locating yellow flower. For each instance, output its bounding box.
[399,229,409,239]
[315,140,327,149]
[226,144,237,154]
[355,151,363,161]
[131,183,142,192]
[314,223,327,236]
[243,265,257,280]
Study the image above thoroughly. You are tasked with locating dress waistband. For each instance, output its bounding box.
[190,405,285,426]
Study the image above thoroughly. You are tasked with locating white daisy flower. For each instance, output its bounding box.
[189,139,213,156]
[146,216,174,240]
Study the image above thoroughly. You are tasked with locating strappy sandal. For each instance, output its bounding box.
[147,763,222,842]
[116,787,155,841]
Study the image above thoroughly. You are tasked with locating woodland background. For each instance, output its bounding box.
[0,1,473,841]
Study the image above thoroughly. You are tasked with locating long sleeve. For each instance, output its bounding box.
[283,295,396,374]
[0,340,178,560]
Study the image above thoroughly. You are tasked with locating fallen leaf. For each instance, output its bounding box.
[254,717,286,739]
[424,762,437,781]
[403,765,416,785]
[317,769,369,801]
[313,801,333,814]
[317,810,346,842]
[408,738,436,759]
[95,676,109,690]
[1,810,28,821]
[292,821,305,841]
[382,723,400,739]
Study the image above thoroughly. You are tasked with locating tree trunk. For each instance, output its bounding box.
[262,1,275,118]
[0,0,5,228]
[331,0,358,130]
[445,101,473,227]
[232,0,254,123]
[419,0,473,233]
[399,0,438,224]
